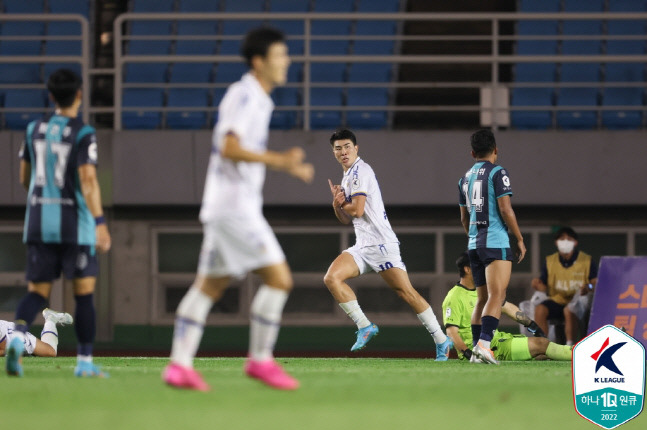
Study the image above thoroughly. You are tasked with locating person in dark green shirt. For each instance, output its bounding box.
[442,253,572,362]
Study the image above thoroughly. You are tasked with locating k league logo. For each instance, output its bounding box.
[573,325,645,429]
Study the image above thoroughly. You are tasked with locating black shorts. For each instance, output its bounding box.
[539,299,566,321]
[468,248,513,287]
[26,243,98,282]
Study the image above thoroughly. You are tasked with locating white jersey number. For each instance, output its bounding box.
[463,179,484,212]
[33,139,72,188]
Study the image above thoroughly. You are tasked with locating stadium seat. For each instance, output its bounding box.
[310,88,343,130]
[605,63,644,82]
[348,63,391,82]
[268,0,309,12]
[43,63,81,80]
[562,0,604,12]
[311,40,349,55]
[312,0,354,12]
[311,63,346,82]
[556,88,599,129]
[356,0,400,12]
[122,88,164,129]
[287,63,302,83]
[221,20,264,36]
[0,22,44,55]
[0,64,41,84]
[166,89,209,129]
[169,63,213,83]
[518,0,561,12]
[510,88,554,129]
[3,89,47,130]
[268,20,304,36]
[346,88,388,129]
[515,63,556,82]
[221,0,265,12]
[601,88,643,129]
[128,21,173,55]
[178,0,221,12]
[131,0,174,12]
[270,87,299,129]
[124,63,168,83]
[3,0,45,13]
[48,0,90,18]
[214,63,247,83]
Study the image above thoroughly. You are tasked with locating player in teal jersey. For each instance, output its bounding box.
[458,129,526,364]
[6,69,111,378]
[443,253,571,362]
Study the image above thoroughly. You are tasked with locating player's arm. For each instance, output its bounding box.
[339,194,366,218]
[531,277,547,292]
[221,133,313,183]
[446,325,469,356]
[459,205,469,235]
[497,195,526,262]
[78,164,111,253]
[19,160,30,190]
[328,180,353,224]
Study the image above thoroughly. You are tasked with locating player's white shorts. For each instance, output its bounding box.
[0,320,37,355]
[343,242,407,275]
[197,215,286,279]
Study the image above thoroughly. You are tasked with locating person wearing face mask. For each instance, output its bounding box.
[530,227,598,345]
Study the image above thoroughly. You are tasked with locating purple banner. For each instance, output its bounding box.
[588,256,647,350]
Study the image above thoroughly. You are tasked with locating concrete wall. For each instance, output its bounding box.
[2,129,646,206]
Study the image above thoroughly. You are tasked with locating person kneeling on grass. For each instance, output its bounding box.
[0,309,72,358]
[442,253,572,362]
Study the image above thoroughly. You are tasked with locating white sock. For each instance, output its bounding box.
[249,285,288,362]
[170,286,213,368]
[77,354,92,363]
[566,340,574,346]
[339,300,371,329]
[417,307,448,344]
[40,320,59,354]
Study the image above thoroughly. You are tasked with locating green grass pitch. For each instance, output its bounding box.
[3,357,645,430]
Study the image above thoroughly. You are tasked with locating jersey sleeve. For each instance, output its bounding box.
[492,167,513,198]
[442,291,465,328]
[458,177,466,206]
[76,125,98,166]
[217,84,253,142]
[349,164,370,198]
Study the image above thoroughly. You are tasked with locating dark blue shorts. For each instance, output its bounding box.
[538,299,566,321]
[26,243,98,282]
[468,248,513,287]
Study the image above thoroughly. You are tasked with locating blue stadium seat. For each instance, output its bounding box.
[45,40,82,56]
[605,63,644,82]
[269,0,309,12]
[311,40,349,55]
[355,20,396,36]
[562,20,602,36]
[48,0,90,18]
[516,40,558,55]
[211,88,227,124]
[310,88,343,130]
[175,20,216,55]
[515,63,556,82]
[601,88,643,129]
[348,63,391,82]
[178,0,221,12]
[517,20,559,35]
[3,0,45,13]
[562,0,604,12]
[556,88,599,129]
[218,40,241,55]
[312,0,354,12]
[166,89,209,129]
[312,20,351,35]
[176,20,218,36]
[270,87,299,129]
[122,88,164,129]
[221,20,264,36]
[131,0,174,12]
[3,89,47,130]
[0,64,41,84]
[518,0,561,12]
[124,63,168,83]
[346,88,388,129]
[608,0,647,12]
[221,0,265,12]
[510,88,554,129]
[560,63,600,83]
[128,21,173,55]
[214,63,247,83]
[311,63,346,82]
[169,63,213,83]
[287,63,302,83]
[268,20,304,35]
[48,21,82,37]
[353,40,395,55]
[0,22,44,55]
[356,0,400,12]
[43,63,81,80]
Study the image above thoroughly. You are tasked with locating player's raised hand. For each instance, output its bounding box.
[289,162,314,184]
[328,179,341,197]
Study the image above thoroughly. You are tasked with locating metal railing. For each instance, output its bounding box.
[0,14,90,124]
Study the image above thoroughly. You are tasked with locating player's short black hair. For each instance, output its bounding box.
[47,68,82,108]
[241,26,285,68]
[329,128,357,146]
[470,129,497,158]
[554,226,578,241]
[456,252,470,277]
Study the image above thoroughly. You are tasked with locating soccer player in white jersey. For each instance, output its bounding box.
[324,128,453,360]
[163,27,314,391]
[0,309,72,358]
